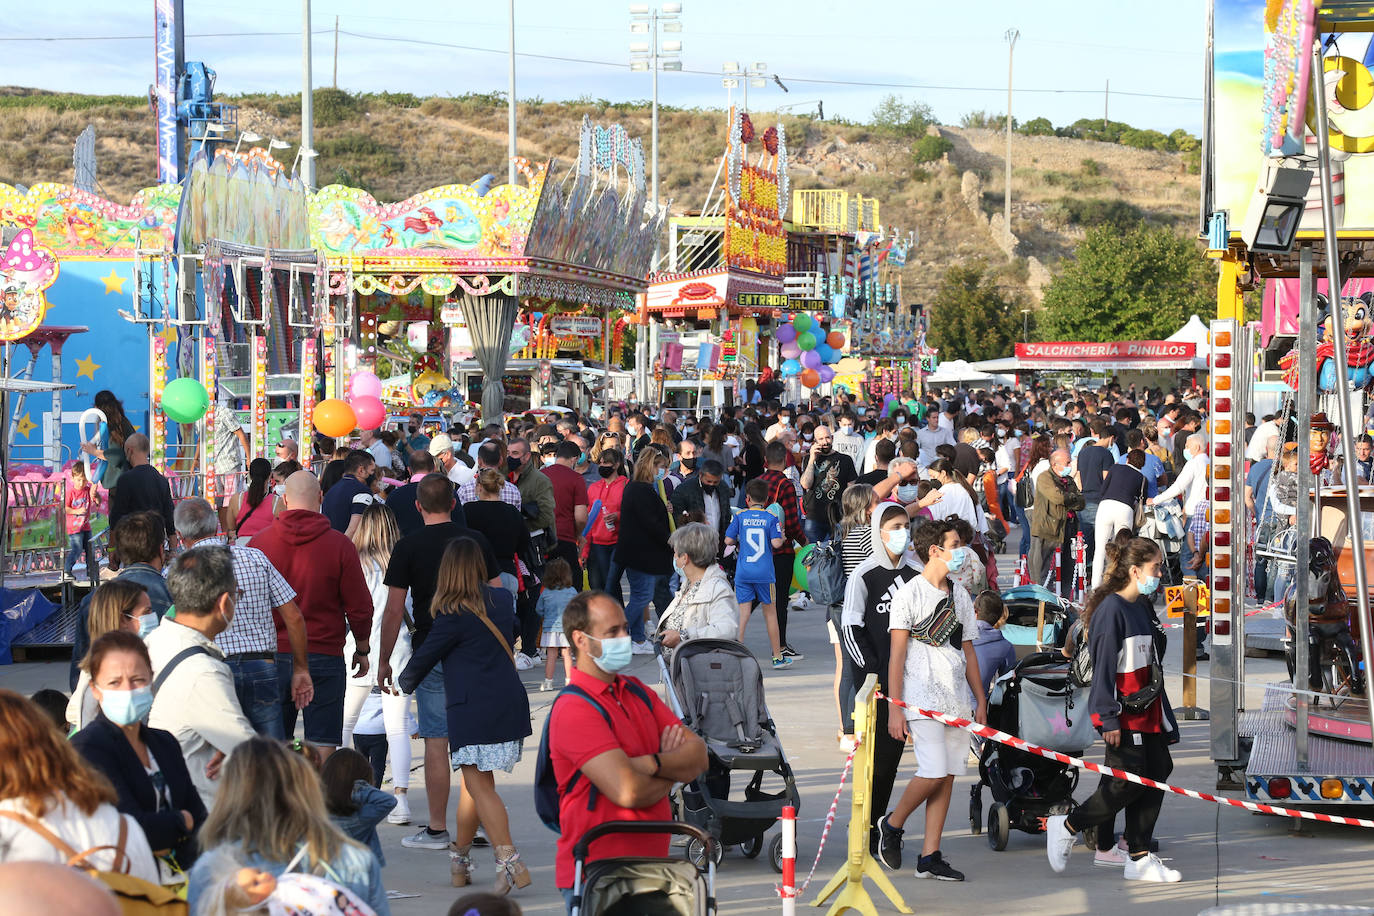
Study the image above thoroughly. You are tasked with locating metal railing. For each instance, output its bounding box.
[790,190,881,233]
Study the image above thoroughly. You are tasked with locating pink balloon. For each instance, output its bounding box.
[775,323,797,344]
[781,341,802,359]
[350,371,382,400]
[351,395,386,430]
[801,349,823,370]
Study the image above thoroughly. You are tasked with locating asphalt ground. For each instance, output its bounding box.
[5,533,1373,915]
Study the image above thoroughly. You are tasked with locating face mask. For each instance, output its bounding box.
[894,415,906,424]
[883,528,909,555]
[588,634,633,674]
[273,484,286,496]
[672,556,686,578]
[507,456,522,473]
[655,468,667,481]
[896,483,920,503]
[1058,466,1073,477]
[99,686,153,726]
[680,456,697,471]
[598,465,615,479]
[135,613,158,639]
[577,452,589,466]
[946,545,968,572]
[779,417,791,426]
[840,424,854,435]
[684,425,695,436]
[1138,573,1161,596]
[702,483,717,494]
[802,433,814,442]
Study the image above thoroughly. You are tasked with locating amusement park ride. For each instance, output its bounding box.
[1206,0,1374,808]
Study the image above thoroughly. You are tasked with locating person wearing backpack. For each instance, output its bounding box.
[1045,534,1181,884]
[1014,435,1053,559]
[545,591,707,911]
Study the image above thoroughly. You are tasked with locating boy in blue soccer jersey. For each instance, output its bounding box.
[726,479,791,669]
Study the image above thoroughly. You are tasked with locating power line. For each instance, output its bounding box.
[0,26,1202,102]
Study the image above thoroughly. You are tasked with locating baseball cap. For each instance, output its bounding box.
[428,433,455,456]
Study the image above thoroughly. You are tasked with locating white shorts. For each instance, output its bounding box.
[826,618,839,645]
[907,717,968,779]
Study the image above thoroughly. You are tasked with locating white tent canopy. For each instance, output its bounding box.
[1166,314,1210,369]
[924,359,994,384]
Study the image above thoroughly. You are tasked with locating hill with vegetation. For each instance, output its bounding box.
[0,87,1202,306]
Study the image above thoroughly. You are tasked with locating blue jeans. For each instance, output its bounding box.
[1079,501,1099,575]
[226,656,284,739]
[415,663,447,739]
[586,543,620,595]
[1014,500,1032,557]
[623,568,663,642]
[64,531,96,577]
[277,652,346,747]
[804,515,833,545]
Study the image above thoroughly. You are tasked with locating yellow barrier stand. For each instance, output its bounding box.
[810,674,912,916]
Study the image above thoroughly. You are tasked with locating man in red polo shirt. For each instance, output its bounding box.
[550,591,707,902]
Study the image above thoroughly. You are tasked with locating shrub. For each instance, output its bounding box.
[1050,196,1143,230]
[912,134,953,164]
[1080,158,1101,176]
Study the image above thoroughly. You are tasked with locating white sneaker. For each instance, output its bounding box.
[388,793,411,825]
[514,653,536,670]
[1123,852,1181,883]
[1044,815,1074,873]
[1093,846,1129,867]
[539,678,554,692]
[631,640,655,655]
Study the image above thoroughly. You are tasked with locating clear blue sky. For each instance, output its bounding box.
[2,0,1206,133]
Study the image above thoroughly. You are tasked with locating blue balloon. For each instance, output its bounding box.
[815,343,835,364]
[780,358,802,378]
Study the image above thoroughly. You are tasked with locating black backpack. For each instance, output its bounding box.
[534,679,655,833]
[1015,471,1036,510]
[804,540,845,607]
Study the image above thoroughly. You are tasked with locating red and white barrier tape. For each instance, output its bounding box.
[782,739,858,899]
[873,691,1374,829]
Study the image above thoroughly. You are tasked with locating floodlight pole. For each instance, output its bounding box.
[1004,28,1018,252]
[508,0,518,187]
[301,0,315,187]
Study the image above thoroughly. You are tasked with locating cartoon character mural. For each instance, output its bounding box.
[1279,290,1374,391]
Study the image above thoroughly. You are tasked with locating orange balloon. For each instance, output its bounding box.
[313,398,358,438]
[826,331,846,349]
[800,368,821,388]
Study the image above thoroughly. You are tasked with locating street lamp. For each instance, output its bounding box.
[631,2,682,400]
[1004,28,1019,249]
[1021,308,1031,342]
[234,130,263,157]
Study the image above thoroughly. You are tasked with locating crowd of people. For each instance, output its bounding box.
[0,377,1265,912]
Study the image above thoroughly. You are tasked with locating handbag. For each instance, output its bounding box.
[910,593,962,648]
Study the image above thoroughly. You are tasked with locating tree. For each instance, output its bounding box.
[871,94,935,137]
[1019,116,1056,136]
[1039,224,1216,342]
[927,261,1028,362]
[912,134,953,164]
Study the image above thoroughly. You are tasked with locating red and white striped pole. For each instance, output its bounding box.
[780,805,797,915]
[1073,533,1087,601]
[1048,547,1061,592]
[1015,555,1028,586]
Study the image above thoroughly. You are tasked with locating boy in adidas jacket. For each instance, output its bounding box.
[841,502,922,843]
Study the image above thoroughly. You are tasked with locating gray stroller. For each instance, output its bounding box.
[570,821,717,915]
[660,638,801,872]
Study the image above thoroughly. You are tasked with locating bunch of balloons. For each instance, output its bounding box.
[775,313,846,389]
[314,369,388,438]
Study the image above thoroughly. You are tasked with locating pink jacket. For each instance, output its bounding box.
[65,480,95,535]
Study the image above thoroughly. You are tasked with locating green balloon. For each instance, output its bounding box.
[797,331,818,351]
[792,544,814,593]
[792,313,813,333]
[161,377,209,424]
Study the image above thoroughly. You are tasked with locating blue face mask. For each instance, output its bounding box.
[1138,574,1161,596]
[135,613,158,639]
[882,528,909,555]
[589,634,634,674]
[896,484,920,503]
[946,545,968,572]
[99,686,153,726]
[655,468,667,481]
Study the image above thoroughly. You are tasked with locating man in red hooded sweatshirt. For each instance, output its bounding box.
[251,470,372,758]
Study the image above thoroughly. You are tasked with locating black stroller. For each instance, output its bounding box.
[570,821,717,915]
[969,651,1095,850]
[661,638,801,872]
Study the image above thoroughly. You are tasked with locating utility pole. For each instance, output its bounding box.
[332,15,339,89]
[1104,79,1109,130]
[507,0,517,187]
[301,0,315,187]
[1004,28,1019,250]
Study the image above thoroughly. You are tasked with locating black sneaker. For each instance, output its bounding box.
[781,644,805,660]
[915,851,964,881]
[875,815,904,870]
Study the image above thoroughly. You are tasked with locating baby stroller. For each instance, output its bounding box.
[969,651,1096,850]
[570,821,717,915]
[998,584,1074,659]
[660,638,801,872]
